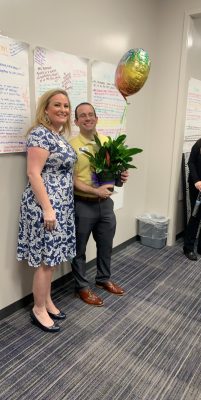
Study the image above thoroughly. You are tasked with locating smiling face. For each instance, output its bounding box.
[45,93,70,132]
[74,104,98,138]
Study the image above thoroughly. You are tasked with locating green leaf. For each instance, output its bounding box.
[94,134,102,148]
[82,133,143,174]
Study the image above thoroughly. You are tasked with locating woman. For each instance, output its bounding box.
[17,89,77,333]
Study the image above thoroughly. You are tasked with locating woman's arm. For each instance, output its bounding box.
[27,147,56,229]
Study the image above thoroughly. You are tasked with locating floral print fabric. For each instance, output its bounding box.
[17,125,77,267]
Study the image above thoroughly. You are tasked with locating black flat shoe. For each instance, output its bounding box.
[48,310,66,320]
[30,310,60,333]
[183,250,197,261]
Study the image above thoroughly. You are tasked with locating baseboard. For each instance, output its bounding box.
[86,236,138,269]
[0,272,74,321]
[113,236,138,253]
[0,236,138,320]
[0,293,33,321]
[176,231,184,240]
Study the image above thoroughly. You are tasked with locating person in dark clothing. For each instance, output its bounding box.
[183,138,201,260]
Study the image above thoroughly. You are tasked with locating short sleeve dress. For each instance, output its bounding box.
[17,125,77,267]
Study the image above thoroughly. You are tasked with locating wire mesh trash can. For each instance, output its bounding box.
[137,214,169,249]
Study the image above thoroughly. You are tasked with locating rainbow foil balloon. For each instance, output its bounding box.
[115,48,151,98]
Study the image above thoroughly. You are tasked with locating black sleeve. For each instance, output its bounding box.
[188,140,201,184]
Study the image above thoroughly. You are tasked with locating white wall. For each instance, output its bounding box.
[144,0,201,244]
[0,0,158,310]
[176,14,201,234]
[1,0,201,310]
[189,17,201,78]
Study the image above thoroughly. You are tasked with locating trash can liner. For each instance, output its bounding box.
[137,214,169,248]
[137,213,169,225]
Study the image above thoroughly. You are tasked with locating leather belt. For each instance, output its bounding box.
[74,195,106,202]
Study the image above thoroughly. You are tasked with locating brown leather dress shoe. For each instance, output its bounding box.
[75,288,104,306]
[96,281,125,296]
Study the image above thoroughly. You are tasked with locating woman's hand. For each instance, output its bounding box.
[43,208,56,231]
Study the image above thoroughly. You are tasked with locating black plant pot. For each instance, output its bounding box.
[115,174,123,187]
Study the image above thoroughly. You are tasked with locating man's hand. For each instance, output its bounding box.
[94,184,114,199]
[74,175,114,198]
[120,170,129,183]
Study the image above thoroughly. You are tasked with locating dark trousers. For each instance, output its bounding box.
[71,197,116,291]
[184,183,201,252]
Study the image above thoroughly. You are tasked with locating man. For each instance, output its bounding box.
[70,102,127,306]
[183,138,201,261]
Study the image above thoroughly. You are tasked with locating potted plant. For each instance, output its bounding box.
[82,134,143,187]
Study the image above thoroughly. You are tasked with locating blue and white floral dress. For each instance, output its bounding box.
[17,125,77,267]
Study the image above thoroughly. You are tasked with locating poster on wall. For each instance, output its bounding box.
[0,35,31,153]
[91,61,127,138]
[183,77,201,153]
[91,61,127,210]
[34,47,88,134]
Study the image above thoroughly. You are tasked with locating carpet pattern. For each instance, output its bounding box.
[0,240,201,400]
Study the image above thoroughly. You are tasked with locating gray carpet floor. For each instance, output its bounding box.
[0,240,201,400]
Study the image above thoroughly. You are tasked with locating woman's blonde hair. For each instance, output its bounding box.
[28,89,71,135]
